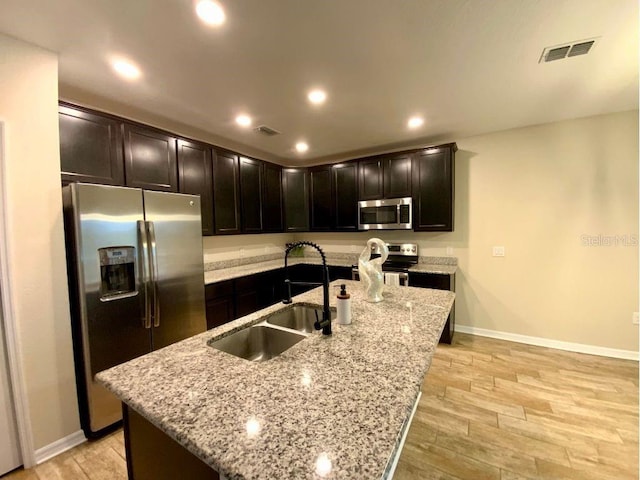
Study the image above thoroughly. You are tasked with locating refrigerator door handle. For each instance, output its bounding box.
[147,221,161,328]
[137,220,152,329]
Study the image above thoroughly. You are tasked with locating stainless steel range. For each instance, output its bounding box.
[351,242,418,286]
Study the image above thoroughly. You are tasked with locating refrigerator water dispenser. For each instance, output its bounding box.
[98,246,136,300]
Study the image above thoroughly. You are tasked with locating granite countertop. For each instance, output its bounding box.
[204,257,456,285]
[97,280,455,480]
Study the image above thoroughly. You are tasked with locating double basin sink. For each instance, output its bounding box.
[208,305,336,362]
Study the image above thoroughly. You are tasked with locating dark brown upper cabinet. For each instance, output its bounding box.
[358,153,412,200]
[412,144,456,232]
[282,168,309,232]
[262,163,283,233]
[177,139,214,236]
[123,123,178,192]
[239,156,263,233]
[358,158,383,200]
[332,162,359,231]
[212,150,241,235]
[383,153,412,198]
[309,166,333,231]
[59,104,124,186]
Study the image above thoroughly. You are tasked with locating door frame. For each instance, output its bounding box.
[0,121,36,467]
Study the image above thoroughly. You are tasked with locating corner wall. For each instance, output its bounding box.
[0,34,80,452]
[302,110,639,353]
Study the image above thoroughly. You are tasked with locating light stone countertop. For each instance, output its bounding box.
[97,280,455,480]
[204,257,456,285]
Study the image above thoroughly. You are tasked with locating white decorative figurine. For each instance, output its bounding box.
[358,238,389,302]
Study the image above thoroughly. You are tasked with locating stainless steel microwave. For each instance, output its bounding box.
[358,197,412,230]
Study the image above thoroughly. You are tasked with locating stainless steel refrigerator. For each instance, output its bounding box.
[63,183,206,437]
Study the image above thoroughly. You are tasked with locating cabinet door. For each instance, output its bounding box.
[177,139,213,236]
[310,166,333,231]
[384,153,412,198]
[212,150,241,235]
[239,157,263,233]
[329,266,353,281]
[205,281,235,329]
[408,272,455,344]
[123,124,178,192]
[358,158,383,200]
[205,296,235,330]
[59,105,124,185]
[333,163,358,231]
[412,146,454,232]
[282,168,309,232]
[263,163,283,232]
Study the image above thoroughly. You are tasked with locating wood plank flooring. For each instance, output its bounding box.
[3,333,637,480]
[395,334,639,480]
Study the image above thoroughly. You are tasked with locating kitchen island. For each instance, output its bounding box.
[97,280,455,479]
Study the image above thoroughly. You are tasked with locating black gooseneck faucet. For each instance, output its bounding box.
[282,241,332,336]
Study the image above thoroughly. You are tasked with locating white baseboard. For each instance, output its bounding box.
[455,325,639,361]
[34,430,86,464]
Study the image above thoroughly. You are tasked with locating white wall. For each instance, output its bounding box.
[304,111,639,353]
[0,34,79,452]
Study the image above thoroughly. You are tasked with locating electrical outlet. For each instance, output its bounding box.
[633,312,639,325]
[446,246,454,256]
[492,246,505,257]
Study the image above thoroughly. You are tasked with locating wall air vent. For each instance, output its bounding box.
[539,38,598,63]
[254,125,281,136]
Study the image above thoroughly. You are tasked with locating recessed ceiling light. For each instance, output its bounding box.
[235,114,252,127]
[112,59,141,80]
[307,89,327,105]
[295,142,309,153]
[407,116,424,129]
[196,0,226,26]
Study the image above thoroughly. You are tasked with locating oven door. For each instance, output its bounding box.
[351,267,409,286]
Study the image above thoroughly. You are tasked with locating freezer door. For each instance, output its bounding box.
[143,191,206,349]
[66,183,152,435]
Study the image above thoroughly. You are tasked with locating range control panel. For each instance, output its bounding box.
[371,242,418,256]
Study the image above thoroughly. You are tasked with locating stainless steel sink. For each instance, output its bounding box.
[266,305,336,333]
[208,325,306,362]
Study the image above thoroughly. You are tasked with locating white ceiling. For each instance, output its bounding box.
[0,0,637,165]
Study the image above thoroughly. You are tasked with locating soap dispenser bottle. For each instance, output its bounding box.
[337,284,352,325]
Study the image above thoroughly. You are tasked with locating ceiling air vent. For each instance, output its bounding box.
[539,38,597,63]
[254,125,281,136]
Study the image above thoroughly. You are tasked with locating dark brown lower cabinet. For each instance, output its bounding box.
[205,280,234,330]
[329,266,353,281]
[409,272,456,344]
[123,404,218,480]
[205,270,286,328]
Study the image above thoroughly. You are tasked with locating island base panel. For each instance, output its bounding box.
[123,404,219,480]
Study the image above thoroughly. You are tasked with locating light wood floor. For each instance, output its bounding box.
[3,333,638,480]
